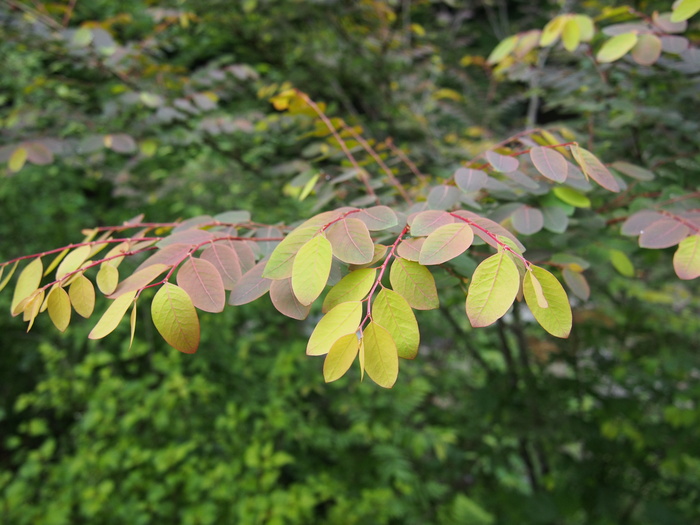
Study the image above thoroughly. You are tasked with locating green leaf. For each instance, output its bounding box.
[88,291,137,340]
[325,218,374,264]
[47,286,71,333]
[323,333,360,383]
[262,226,317,279]
[419,223,473,265]
[322,268,376,313]
[573,14,595,41]
[671,0,700,22]
[523,266,572,338]
[97,264,119,295]
[540,15,566,46]
[9,147,28,172]
[487,34,517,64]
[292,235,333,306]
[596,32,638,63]
[561,18,581,51]
[306,301,362,356]
[673,235,700,280]
[362,322,399,388]
[529,146,567,183]
[454,168,487,193]
[11,258,43,316]
[570,144,620,192]
[609,249,634,277]
[389,258,439,310]
[68,275,95,318]
[151,283,200,354]
[270,278,311,320]
[176,257,226,313]
[0,261,18,293]
[372,288,419,359]
[553,187,591,208]
[466,252,519,327]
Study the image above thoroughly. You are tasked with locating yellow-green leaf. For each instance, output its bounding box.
[306,301,362,356]
[596,32,638,63]
[466,251,519,327]
[486,35,518,65]
[9,147,28,172]
[540,15,567,47]
[109,263,168,298]
[362,322,399,388]
[151,283,200,354]
[671,0,700,22]
[11,258,43,316]
[0,261,18,293]
[69,275,95,318]
[609,249,634,277]
[55,245,92,280]
[23,290,45,332]
[47,286,71,332]
[523,266,572,338]
[372,288,419,359]
[129,302,137,350]
[322,268,376,313]
[573,14,595,41]
[553,186,591,208]
[263,226,317,279]
[88,291,136,340]
[323,333,360,383]
[292,235,333,306]
[97,264,120,295]
[673,235,700,280]
[389,258,439,310]
[419,223,473,266]
[561,18,581,51]
[325,218,374,265]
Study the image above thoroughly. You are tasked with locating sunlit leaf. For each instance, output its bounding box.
[372,288,419,359]
[466,251,519,327]
[673,235,700,280]
[561,18,581,51]
[638,219,689,249]
[151,283,200,354]
[23,290,44,331]
[671,0,700,22]
[47,286,71,332]
[270,278,311,320]
[229,259,272,306]
[573,14,595,41]
[68,275,95,319]
[487,34,517,64]
[362,322,399,388]
[419,223,473,265]
[176,257,226,312]
[322,268,376,313]
[325,218,374,264]
[485,150,519,173]
[621,211,665,236]
[570,145,620,192]
[129,302,137,350]
[609,249,634,277]
[540,15,566,46]
[523,266,572,338]
[307,301,362,356]
[596,32,638,63]
[96,264,119,295]
[323,333,360,383]
[0,261,18,293]
[88,291,136,340]
[263,226,317,279]
[530,146,567,182]
[389,258,439,310]
[409,210,454,236]
[11,258,43,316]
[292,235,333,305]
[109,264,168,298]
[56,245,91,280]
[553,187,591,208]
[397,238,424,262]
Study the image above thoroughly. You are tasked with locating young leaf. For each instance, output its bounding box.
[229,259,272,306]
[389,258,439,310]
[530,146,568,183]
[609,249,634,277]
[323,333,360,383]
[129,302,137,350]
[47,286,71,332]
[673,235,700,280]
[322,268,376,313]
[561,17,581,51]
[485,150,519,173]
[11,258,43,316]
[356,206,398,231]
[511,206,544,235]
[671,0,700,22]
[200,243,242,290]
[270,278,312,320]
[596,33,638,63]
[540,15,566,46]
[362,322,399,388]
[523,266,572,338]
[156,229,214,248]
[306,301,362,356]
[372,288,419,359]
[487,34,517,64]
[55,245,92,280]
[262,226,317,279]
[69,275,95,318]
[631,34,662,66]
[562,267,590,301]
[151,283,200,354]
[466,251,519,327]
[573,14,595,41]
[0,261,18,293]
[176,257,226,313]
[455,168,488,193]
[109,264,168,298]
[638,219,689,249]
[96,264,119,295]
[135,243,191,272]
[570,145,620,192]
[419,223,473,265]
[292,235,333,306]
[325,218,374,265]
[88,291,137,340]
[409,210,454,237]
[397,238,424,262]
[553,186,591,208]
[23,290,45,331]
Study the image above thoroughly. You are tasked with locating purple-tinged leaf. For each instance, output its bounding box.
[631,34,662,66]
[452,211,526,252]
[110,264,169,299]
[397,238,424,262]
[255,226,283,257]
[172,215,214,233]
[638,219,690,249]
[454,168,488,193]
[156,229,215,248]
[325,218,374,265]
[562,267,590,301]
[25,142,54,165]
[427,185,461,210]
[419,223,474,265]
[570,145,620,193]
[200,244,242,290]
[214,210,251,224]
[611,161,655,181]
[135,243,192,272]
[511,206,544,235]
[485,150,519,173]
[227,240,257,273]
[176,257,226,313]
[409,210,454,237]
[105,133,137,153]
[673,235,700,280]
[356,206,398,231]
[660,35,689,54]
[530,146,568,183]
[270,278,311,320]
[621,211,665,236]
[229,259,271,306]
[542,206,569,233]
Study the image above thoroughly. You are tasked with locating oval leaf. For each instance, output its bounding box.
[409,210,454,237]
[455,168,488,193]
[485,150,519,173]
[372,288,419,359]
[270,278,311,320]
[596,32,639,63]
[151,283,200,354]
[325,218,374,265]
[419,223,473,265]
[68,275,95,319]
[323,333,360,383]
[523,266,572,338]
[638,219,689,249]
[389,258,439,310]
[47,286,71,332]
[631,33,662,66]
[97,264,119,295]
[673,235,700,280]
[109,264,168,298]
[356,206,398,231]
[200,244,242,290]
[292,235,333,306]
[362,322,399,388]
[396,238,424,262]
[322,268,376,313]
[229,259,272,306]
[511,206,544,235]
[466,252,519,327]
[176,257,226,313]
[570,145,620,193]
[562,267,590,301]
[88,291,136,340]
[307,301,362,356]
[263,226,318,279]
[530,146,568,183]
[11,258,43,316]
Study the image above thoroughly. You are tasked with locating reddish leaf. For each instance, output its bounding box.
[135,243,191,272]
[638,219,690,249]
[409,210,454,236]
[25,142,54,165]
[397,238,424,262]
[356,206,398,231]
[621,211,665,236]
[176,257,226,313]
[325,218,374,264]
[570,145,620,193]
[270,278,311,320]
[529,146,568,183]
[486,150,519,173]
[229,259,271,306]
[200,244,242,290]
[156,229,214,248]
